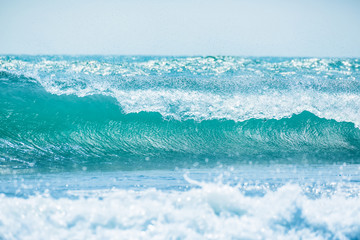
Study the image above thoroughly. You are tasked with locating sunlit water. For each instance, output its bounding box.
[1,56,360,239]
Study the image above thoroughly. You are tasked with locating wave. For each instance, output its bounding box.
[1,71,360,172]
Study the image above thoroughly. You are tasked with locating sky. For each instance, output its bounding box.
[0,0,359,57]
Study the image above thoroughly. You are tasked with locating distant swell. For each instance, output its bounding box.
[1,72,360,172]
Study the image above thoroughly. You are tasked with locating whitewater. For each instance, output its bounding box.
[1,55,360,239]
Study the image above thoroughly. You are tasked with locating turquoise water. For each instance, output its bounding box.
[1,56,360,239]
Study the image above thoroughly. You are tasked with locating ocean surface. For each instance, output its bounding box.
[1,55,360,239]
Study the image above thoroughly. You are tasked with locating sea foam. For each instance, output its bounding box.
[1,180,359,239]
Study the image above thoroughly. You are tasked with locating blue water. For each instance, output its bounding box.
[1,56,360,239]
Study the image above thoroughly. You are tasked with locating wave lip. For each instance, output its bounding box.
[1,56,360,126]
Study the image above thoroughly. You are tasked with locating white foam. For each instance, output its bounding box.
[31,78,360,127]
[0,181,359,239]
[110,89,360,126]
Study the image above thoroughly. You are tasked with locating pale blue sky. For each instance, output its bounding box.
[0,0,359,56]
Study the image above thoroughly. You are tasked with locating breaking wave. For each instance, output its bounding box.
[1,68,360,171]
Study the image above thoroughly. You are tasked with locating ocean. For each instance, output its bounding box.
[1,55,360,239]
